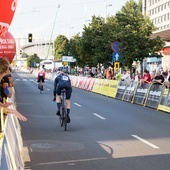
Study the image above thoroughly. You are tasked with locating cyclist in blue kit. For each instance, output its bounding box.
[53,70,72,123]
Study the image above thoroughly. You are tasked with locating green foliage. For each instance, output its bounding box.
[52,0,165,70]
[27,53,41,67]
[53,35,69,60]
[113,0,165,69]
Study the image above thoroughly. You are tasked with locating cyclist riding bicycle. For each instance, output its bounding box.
[37,69,45,90]
[53,69,72,123]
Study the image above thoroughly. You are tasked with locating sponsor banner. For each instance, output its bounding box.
[4,115,24,170]
[122,81,138,103]
[100,79,110,96]
[83,77,92,90]
[158,88,170,113]
[77,77,84,88]
[133,83,150,105]
[97,79,105,94]
[0,136,13,170]
[79,77,88,89]
[87,78,95,92]
[145,83,164,109]
[92,78,101,93]
[115,81,129,100]
[107,80,119,98]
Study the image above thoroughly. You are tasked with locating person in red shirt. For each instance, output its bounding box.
[37,69,45,90]
[140,69,151,84]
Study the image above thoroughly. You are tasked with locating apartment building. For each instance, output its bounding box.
[143,0,170,71]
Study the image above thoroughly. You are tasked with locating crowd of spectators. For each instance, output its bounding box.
[73,65,170,88]
[0,57,27,134]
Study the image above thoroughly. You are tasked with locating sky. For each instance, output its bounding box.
[9,0,138,41]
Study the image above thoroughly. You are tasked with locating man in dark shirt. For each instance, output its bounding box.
[152,70,164,85]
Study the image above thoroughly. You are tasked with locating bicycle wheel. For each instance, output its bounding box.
[63,107,67,131]
[59,107,63,127]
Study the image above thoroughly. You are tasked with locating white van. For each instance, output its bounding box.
[40,59,54,71]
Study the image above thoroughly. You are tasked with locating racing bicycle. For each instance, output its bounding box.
[59,89,68,131]
[38,80,43,93]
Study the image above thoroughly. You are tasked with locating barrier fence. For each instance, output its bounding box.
[0,73,169,169]
[0,96,24,170]
[70,76,170,113]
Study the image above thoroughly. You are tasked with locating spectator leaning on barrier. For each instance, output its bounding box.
[162,71,169,88]
[104,67,114,79]
[134,70,141,82]
[140,69,151,84]
[151,70,164,85]
[121,70,131,83]
[1,75,13,100]
[0,57,27,121]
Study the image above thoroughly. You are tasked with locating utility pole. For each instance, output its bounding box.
[46,4,60,59]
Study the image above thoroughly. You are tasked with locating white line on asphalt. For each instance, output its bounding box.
[132,135,159,149]
[74,103,82,107]
[93,113,106,120]
[38,157,107,165]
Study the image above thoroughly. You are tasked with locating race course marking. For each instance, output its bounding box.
[132,135,159,149]
[93,113,106,120]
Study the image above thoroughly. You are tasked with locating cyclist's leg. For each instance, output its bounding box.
[41,77,44,90]
[65,87,72,123]
[56,86,61,115]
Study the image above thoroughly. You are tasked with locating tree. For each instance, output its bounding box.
[27,53,41,67]
[53,35,69,60]
[106,0,165,72]
[69,34,82,67]
[77,16,116,68]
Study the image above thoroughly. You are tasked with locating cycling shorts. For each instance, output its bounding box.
[56,85,72,100]
[38,76,44,83]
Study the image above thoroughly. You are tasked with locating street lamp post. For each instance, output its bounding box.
[105,0,112,23]
[46,4,60,59]
[68,27,74,39]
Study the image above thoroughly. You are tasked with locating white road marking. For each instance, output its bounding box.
[38,157,107,165]
[74,103,81,107]
[29,79,34,81]
[132,135,159,149]
[93,113,106,120]
[23,79,27,81]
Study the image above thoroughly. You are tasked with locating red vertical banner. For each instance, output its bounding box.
[0,0,18,38]
[0,31,16,63]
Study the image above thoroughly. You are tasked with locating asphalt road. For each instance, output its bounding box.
[12,70,170,170]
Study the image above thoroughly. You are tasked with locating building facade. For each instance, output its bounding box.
[143,0,170,71]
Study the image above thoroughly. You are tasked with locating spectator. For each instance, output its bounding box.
[0,57,27,121]
[121,70,131,82]
[104,67,114,79]
[134,71,141,82]
[162,71,170,88]
[152,70,164,85]
[140,69,151,84]
[1,76,13,100]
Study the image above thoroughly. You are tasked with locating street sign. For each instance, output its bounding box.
[62,56,76,62]
[63,61,68,66]
[111,41,120,52]
[112,52,121,62]
[114,62,120,70]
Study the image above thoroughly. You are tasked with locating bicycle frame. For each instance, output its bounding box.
[59,89,67,131]
[38,81,43,93]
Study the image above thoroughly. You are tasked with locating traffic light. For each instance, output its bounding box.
[20,49,23,55]
[28,33,32,42]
